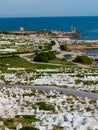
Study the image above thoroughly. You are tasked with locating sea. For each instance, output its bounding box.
[0,16,98,40]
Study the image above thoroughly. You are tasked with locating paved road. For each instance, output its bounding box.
[1,84,98,100]
[52,40,61,52]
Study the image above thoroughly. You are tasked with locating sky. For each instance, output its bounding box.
[0,0,98,17]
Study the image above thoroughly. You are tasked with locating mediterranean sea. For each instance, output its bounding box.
[0,16,98,40]
[85,49,98,56]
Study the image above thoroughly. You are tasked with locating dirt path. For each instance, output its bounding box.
[52,40,61,52]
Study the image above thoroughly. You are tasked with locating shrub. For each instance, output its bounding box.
[47,51,56,60]
[73,55,92,65]
[34,51,56,62]
[34,53,48,62]
[35,102,55,111]
[60,44,67,51]
[51,40,55,45]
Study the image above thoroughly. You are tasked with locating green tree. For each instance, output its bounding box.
[34,51,56,62]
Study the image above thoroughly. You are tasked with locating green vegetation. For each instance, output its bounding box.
[4,119,15,129]
[36,30,56,37]
[43,40,55,51]
[0,57,60,72]
[20,126,39,130]
[60,44,67,51]
[83,80,95,85]
[25,54,75,69]
[44,43,54,50]
[86,107,93,112]
[0,31,10,34]
[53,125,63,130]
[34,51,56,62]
[51,40,56,45]
[47,95,56,98]
[49,59,75,66]
[73,55,92,65]
[35,102,55,111]
[72,41,98,47]
[0,53,19,58]
[90,90,98,93]
[75,79,98,85]
[16,115,40,122]
[75,79,82,84]
[89,99,96,104]
[0,115,39,129]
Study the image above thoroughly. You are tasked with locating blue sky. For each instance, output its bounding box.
[0,0,98,17]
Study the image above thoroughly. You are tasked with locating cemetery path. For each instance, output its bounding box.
[52,40,61,52]
[1,84,98,100]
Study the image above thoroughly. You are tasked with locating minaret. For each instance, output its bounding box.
[71,26,77,33]
[73,27,77,33]
[71,25,73,32]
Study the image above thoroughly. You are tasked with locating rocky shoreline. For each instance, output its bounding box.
[0,29,81,38]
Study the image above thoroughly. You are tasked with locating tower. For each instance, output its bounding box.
[20,27,24,32]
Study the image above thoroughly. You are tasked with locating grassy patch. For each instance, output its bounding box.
[0,57,60,72]
[49,59,75,66]
[35,102,55,111]
[0,115,39,129]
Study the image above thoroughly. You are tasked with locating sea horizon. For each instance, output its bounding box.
[0,15,98,18]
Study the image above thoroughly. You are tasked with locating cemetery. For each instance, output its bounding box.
[0,87,98,130]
